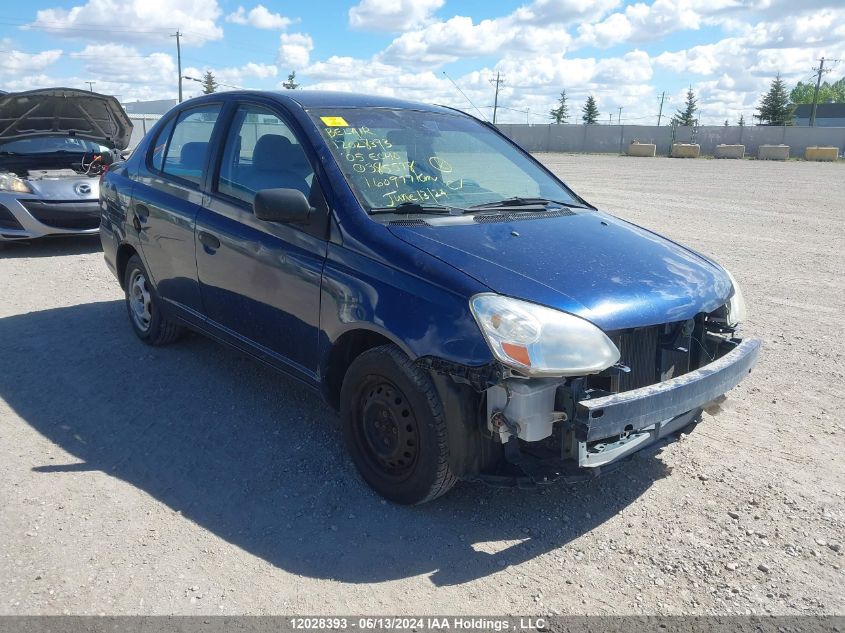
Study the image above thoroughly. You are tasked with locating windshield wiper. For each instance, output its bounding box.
[468,197,585,210]
[369,202,464,216]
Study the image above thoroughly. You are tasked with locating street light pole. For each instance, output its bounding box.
[172,31,183,103]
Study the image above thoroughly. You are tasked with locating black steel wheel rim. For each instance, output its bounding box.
[356,378,420,481]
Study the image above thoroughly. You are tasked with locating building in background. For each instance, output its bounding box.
[793,103,845,127]
[122,99,178,116]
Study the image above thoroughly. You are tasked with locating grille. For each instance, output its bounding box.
[20,200,101,230]
[473,208,575,223]
[0,203,24,230]
[615,326,660,391]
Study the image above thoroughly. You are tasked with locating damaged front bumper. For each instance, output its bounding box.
[480,337,761,486]
[575,337,761,467]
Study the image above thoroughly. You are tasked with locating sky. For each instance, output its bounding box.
[1,0,843,125]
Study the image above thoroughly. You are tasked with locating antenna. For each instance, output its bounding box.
[441,71,489,122]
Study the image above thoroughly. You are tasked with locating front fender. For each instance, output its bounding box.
[318,241,494,371]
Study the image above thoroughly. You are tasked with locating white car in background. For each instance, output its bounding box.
[0,88,131,241]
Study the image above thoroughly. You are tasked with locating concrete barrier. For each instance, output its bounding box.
[804,146,839,161]
[671,143,700,158]
[714,144,745,159]
[500,124,845,156]
[758,144,790,160]
[627,142,656,157]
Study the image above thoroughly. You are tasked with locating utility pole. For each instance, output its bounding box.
[172,31,183,103]
[809,57,839,127]
[617,106,623,125]
[489,72,504,124]
[657,91,666,126]
[85,81,95,93]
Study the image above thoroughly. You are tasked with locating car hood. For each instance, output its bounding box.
[388,210,733,331]
[0,88,132,150]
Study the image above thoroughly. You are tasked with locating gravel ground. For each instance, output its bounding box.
[0,154,843,616]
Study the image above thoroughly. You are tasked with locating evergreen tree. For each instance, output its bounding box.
[282,71,299,90]
[737,114,745,126]
[549,89,569,124]
[756,74,794,125]
[581,95,599,124]
[671,87,697,126]
[201,71,218,95]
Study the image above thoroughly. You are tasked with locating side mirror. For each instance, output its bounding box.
[253,188,314,224]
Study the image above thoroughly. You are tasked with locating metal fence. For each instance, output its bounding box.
[496,123,845,156]
[128,115,162,148]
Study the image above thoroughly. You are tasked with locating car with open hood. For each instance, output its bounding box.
[0,88,131,241]
[99,90,760,504]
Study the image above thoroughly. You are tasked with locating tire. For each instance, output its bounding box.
[123,254,183,346]
[340,344,458,504]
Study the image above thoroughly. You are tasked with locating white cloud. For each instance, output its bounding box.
[277,33,314,69]
[375,0,621,67]
[28,0,224,45]
[348,0,444,31]
[226,5,295,30]
[380,16,572,66]
[510,0,621,25]
[71,44,176,86]
[0,48,63,77]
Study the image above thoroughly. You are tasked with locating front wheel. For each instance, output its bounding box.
[340,344,457,504]
[123,254,183,346]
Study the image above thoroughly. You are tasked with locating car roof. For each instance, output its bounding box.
[182,90,464,116]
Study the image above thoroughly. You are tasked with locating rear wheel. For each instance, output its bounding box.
[340,344,457,504]
[123,254,183,346]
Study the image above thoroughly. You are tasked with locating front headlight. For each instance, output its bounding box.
[470,293,620,377]
[0,172,33,194]
[724,269,747,326]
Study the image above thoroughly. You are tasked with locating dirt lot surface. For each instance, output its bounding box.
[1,154,843,616]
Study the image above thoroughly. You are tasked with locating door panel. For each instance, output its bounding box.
[196,201,327,378]
[133,177,205,312]
[195,103,327,379]
[134,104,221,314]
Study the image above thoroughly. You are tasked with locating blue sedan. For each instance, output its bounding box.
[99,90,760,504]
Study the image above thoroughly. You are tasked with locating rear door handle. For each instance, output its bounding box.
[198,230,221,250]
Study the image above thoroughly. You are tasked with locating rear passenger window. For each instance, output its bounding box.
[156,105,220,185]
[216,105,313,205]
[149,117,175,172]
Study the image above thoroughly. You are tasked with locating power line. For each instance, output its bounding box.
[0,19,175,36]
[441,71,488,122]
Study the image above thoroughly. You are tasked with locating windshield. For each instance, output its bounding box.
[0,136,109,155]
[309,108,581,211]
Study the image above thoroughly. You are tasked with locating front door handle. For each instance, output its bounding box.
[198,230,221,250]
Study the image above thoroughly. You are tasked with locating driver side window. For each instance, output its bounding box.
[216,106,314,205]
